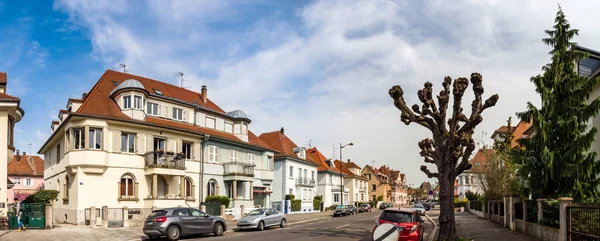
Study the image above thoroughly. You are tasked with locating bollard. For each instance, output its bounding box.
[102,206,108,228]
[240,205,245,218]
[45,204,53,229]
[90,206,96,228]
[558,197,573,241]
[123,206,129,227]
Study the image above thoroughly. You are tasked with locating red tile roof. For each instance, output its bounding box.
[0,72,6,84]
[68,98,83,103]
[8,154,44,177]
[0,92,19,100]
[511,119,533,147]
[47,69,273,151]
[306,147,341,172]
[258,130,305,159]
[363,165,387,183]
[334,160,353,175]
[470,148,494,172]
[344,160,361,169]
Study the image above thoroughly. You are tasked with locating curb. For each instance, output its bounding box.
[425,214,438,241]
[0,230,12,238]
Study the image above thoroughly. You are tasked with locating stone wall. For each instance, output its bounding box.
[515,220,559,241]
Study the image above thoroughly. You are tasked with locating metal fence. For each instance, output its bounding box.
[107,208,124,228]
[567,205,600,241]
[515,202,523,220]
[84,208,102,225]
[201,202,222,216]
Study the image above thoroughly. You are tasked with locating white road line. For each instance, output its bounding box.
[335,224,350,229]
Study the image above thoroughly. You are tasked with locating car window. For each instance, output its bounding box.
[190,209,205,217]
[149,210,167,217]
[379,211,413,223]
[247,209,266,216]
[174,209,191,216]
[268,208,278,215]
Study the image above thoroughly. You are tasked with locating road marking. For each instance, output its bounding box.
[335,224,350,229]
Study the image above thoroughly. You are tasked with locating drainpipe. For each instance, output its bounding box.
[200,134,210,207]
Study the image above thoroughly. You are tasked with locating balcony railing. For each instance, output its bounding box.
[296,178,316,187]
[223,160,255,177]
[144,151,186,170]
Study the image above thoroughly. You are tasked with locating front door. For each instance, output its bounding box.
[173,209,196,235]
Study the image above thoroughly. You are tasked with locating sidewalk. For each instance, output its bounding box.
[456,212,537,241]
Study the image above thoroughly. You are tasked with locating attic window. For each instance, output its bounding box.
[154,89,163,95]
[112,80,119,86]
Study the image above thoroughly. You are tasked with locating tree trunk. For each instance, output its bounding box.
[438,170,457,240]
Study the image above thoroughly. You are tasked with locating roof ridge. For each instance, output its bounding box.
[77,70,112,114]
[107,69,208,100]
[278,132,287,156]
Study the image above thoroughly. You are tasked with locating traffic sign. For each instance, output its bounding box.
[429,190,433,195]
[372,223,399,241]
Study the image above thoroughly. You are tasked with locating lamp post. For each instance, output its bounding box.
[339,142,353,205]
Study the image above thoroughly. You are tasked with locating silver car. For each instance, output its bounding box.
[236,208,286,231]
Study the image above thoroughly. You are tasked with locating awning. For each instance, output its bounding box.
[253,189,273,194]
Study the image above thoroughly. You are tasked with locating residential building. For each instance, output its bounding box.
[361,165,390,203]
[8,151,44,203]
[38,70,276,224]
[377,165,408,206]
[0,72,24,214]
[305,147,347,207]
[258,128,319,212]
[456,148,493,201]
[334,159,369,205]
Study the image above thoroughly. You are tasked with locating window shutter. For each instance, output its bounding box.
[113,131,121,153]
[163,105,169,118]
[120,180,125,196]
[183,110,187,122]
[136,134,145,154]
[147,136,154,152]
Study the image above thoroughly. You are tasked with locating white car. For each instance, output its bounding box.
[412,204,426,215]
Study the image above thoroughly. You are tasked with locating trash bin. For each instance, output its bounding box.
[7,212,17,230]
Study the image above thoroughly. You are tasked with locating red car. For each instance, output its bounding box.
[372,208,424,241]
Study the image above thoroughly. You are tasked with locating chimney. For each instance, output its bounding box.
[280,127,285,135]
[201,85,207,103]
[0,72,7,94]
[16,150,20,162]
[347,159,350,163]
[23,152,26,157]
[82,92,88,101]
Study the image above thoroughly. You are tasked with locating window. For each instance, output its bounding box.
[120,174,135,198]
[361,193,364,201]
[267,156,272,170]
[289,166,294,178]
[154,89,163,95]
[184,178,192,197]
[123,96,131,109]
[329,175,333,184]
[298,168,302,179]
[147,102,159,116]
[182,142,192,159]
[372,195,376,201]
[73,128,85,149]
[248,153,255,165]
[207,180,216,196]
[25,178,33,187]
[355,193,358,201]
[224,122,233,133]
[311,171,315,180]
[242,124,247,134]
[229,150,238,162]
[302,189,307,201]
[64,175,70,200]
[289,188,293,194]
[304,169,307,180]
[56,144,61,164]
[89,128,102,149]
[228,183,234,198]
[208,145,219,162]
[206,116,215,129]
[7,119,12,146]
[13,177,21,185]
[372,184,376,192]
[355,180,357,187]
[172,108,183,120]
[298,149,306,159]
[334,193,340,203]
[121,133,136,153]
[133,95,142,110]
[234,124,240,133]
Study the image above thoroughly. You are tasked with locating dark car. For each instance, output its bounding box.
[373,208,425,241]
[333,205,350,217]
[359,204,372,213]
[379,202,391,210]
[143,207,226,241]
[422,203,431,211]
[347,205,358,215]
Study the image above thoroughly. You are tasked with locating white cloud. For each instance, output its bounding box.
[54,0,600,186]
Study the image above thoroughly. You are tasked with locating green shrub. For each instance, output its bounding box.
[205,195,231,208]
[23,190,59,204]
[369,200,377,208]
[470,200,483,211]
[313,195,323,210]
[326,204,338,211]
[291,199,302,211]
[377,195,384,201]
[454,201,468,208]
[285,194,295,200]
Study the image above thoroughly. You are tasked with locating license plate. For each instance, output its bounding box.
[146,221,153,225]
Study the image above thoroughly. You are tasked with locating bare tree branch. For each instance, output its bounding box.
[389,85,438,131]
[455,134,476,175]
[420,165,439,178]
[419,139,437,164]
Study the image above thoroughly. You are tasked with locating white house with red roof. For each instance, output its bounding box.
[38,70,276,224]
[305,147,347,207]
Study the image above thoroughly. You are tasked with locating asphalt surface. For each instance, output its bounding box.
[152,209,436,241]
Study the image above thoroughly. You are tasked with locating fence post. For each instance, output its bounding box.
[522,200,528,232]
[220,205,225,217]
[558,197,573,241]
[102,206,108,228]
[240,205,245,218]
[90,206,96,228]
[510,195,520,231]
[123,206,129,227]
[45,204,53,229]
[201,205,206,213]
[536,198,546,224]
[504,196,509,228]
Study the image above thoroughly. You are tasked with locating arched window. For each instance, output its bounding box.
[207,179,217,197]
[120,174,135,198]
[184,177,193,197]
[64,175,70,200]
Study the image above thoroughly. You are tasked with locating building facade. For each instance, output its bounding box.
[38,70,275,224]
[335,159,369,205]
[361,165,390,203]
[8,152,44,203]
[259,128,319,212]
[305,148,347,207]
[0,72,24,213]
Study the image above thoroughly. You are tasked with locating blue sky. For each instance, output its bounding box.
[2,0,600,186]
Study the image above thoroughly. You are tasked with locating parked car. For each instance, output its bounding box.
[380,202,392,210]
[333,205,350,217]
[347,205,358,215]
[373,208,425,241]
[359,204,372,213]
[236,208,287,231]
[412,204,426,215]
[422,203,431,211]
[143,207,226,241]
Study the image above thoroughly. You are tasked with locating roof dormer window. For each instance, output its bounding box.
[123,96,131,109]
[133,95,143,110]
[154,89,163,95]
[298,149,306,159]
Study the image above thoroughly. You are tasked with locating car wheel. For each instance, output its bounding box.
[280,219,286,228]
[166,225,180,241]
[257,221,265,231]
[213,222,224,236]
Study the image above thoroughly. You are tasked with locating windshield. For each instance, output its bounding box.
[414,204,424,208]
[247,209,266,216]
[379,211,413,223]
[336,205,345,209]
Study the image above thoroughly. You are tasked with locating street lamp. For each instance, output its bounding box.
[339,142,353,205]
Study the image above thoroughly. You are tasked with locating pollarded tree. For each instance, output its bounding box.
[389,74,498,240]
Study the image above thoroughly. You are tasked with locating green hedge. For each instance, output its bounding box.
[454,201,468,208]
[377,195,384,201]
[23,190,59,204]
[470,200,483,211]
[291,199,302,211]
[285,194,295,200]
[205,195,231,208]
[369,200,377,208]
[313,195,323,210]
[326,204,338,211]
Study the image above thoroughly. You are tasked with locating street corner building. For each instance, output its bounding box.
[0,72,25,214]
[37,70,278,225]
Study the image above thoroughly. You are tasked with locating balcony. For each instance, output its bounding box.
[223,160,255,181]
[144,151,186,176]
[296,178,316,187]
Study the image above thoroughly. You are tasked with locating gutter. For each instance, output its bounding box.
[199,135,210,205]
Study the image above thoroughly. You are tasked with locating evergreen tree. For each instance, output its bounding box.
[516,6,600,201]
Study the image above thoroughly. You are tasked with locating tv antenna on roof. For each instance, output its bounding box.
[28,143,32,155]
[119,63,128,73]
[307,140,312,148]
[174,72,190,89]
[332,145,337,159]
[371,160,375,166]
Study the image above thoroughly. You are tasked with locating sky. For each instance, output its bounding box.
[2,0,600,186]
